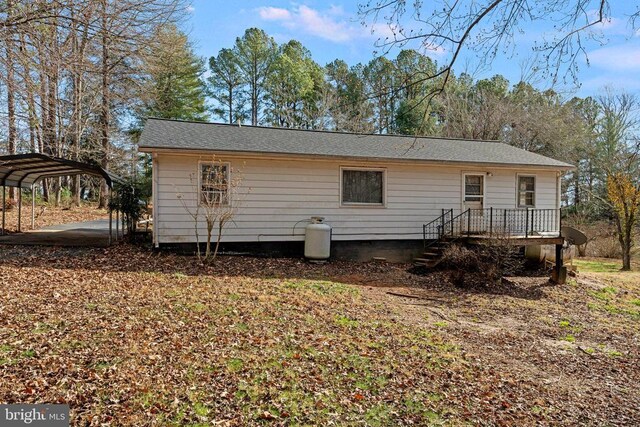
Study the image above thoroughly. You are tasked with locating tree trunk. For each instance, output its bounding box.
[55,178,62,206]
[22,34,38,153]
[228,86,233,124]
[622,220,633,271]
[622,250,631,271]
[615,215,632,271]
[38,52,50,202]
[251,57,258,125]
[98,0,110,209]
[5,0,17,201]
[573,168,580,206]
[70,8,83,207]
[46,61,59,206]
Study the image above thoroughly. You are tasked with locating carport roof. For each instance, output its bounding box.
[0,153,119,189]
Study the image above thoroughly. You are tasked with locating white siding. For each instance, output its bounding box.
[154,153,560,244]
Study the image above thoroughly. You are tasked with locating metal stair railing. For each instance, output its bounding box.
[422,209,453,249]
[423,208,561,248]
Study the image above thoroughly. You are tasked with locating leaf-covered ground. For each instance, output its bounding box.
[0,246,638,426]
[0,203,108,233]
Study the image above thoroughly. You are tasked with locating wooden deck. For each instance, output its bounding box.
[461,234,564,246]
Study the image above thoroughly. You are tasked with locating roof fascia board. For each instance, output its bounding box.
[141,147,574,171]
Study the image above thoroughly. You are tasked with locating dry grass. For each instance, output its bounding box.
[0,245,638,426]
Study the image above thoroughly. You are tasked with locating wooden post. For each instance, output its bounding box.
[552,243,567,284]
[525,207,529,238]
[115,209,119,240]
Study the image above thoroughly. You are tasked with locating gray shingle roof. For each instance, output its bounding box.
[139,118,573,169]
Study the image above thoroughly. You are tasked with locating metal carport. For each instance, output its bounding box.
[0,153,122,244]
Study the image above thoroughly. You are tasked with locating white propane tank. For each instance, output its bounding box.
[304,217,331,261]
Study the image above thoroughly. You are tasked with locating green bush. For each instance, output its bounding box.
[108,179,145,235]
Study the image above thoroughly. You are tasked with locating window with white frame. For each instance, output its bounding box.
[200,162,230,205]
[464,174,484,202]
[518,175,535,207]
[341,168,385,206]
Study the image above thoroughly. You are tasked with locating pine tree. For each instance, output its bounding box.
[209,48,246,124]
[140,24,208,122]
[265,40,322,128]
[233,28,278,126]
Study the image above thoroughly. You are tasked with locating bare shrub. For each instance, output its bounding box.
[590,235,623,259]
[564,219,636,259]
[176,156,246,263]
[440,245,482,288]
[440,239,523,288]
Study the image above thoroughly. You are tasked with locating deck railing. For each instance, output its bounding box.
[423,208,560,246]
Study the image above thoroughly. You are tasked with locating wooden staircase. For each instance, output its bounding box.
[413,241,450,268]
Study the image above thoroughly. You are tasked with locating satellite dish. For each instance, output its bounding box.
[561,226,588,246]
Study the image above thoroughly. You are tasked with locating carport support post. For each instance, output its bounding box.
[115,210,119,240]
[108,187,113,245]
[17,187,21,232]
[1,184,5,235]
[31,184,35,230]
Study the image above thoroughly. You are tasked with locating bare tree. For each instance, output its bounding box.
[595,90,640,270]
[0,0,188,207]
[360,1,632,90]
[176,156,245,263]
[4,0,17,200]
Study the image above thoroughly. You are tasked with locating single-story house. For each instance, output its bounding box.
[139,118,573,262]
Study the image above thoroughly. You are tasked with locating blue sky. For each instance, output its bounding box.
[185,1,640,98]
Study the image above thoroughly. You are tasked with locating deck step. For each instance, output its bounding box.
[415,239,453,268]
[413,259,440,268]
[423,251,441,257]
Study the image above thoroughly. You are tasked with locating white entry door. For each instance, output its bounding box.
[463,174,484,211]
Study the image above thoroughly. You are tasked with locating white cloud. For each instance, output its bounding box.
[255,5,364,43]
[257,6,291,21]
[296,5,353,42]
[255,4,446,54]
[588,44,640,71]
[186,5,195,14]
[254,4,446,56]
